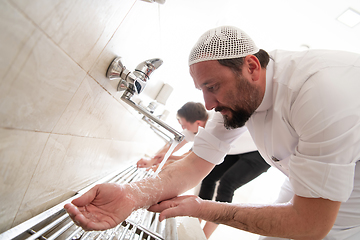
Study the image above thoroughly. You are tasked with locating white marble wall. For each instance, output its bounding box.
[0,0,166,232]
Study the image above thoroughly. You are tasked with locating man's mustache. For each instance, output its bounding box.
[215,106,232,112]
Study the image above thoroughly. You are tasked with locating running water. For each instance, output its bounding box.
[154,140,179,176]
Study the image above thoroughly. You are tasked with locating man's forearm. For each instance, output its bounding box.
[198,196,340,240]
[129,152,214,210]
[199,201,296,238]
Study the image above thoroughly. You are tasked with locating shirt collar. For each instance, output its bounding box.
[255,59,274,112]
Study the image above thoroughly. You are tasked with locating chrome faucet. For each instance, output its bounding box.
[107,57,163,95]
[106,57,184,142]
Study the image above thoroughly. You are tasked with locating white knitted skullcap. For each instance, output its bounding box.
[189,26,259,66]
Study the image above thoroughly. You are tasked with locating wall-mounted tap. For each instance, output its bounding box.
[107,57,163,96]
[106,57,184,142]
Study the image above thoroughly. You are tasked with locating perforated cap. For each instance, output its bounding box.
[188,26,259,66]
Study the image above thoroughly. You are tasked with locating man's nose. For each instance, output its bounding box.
[203,92,217,110]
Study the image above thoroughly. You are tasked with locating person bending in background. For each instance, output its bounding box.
[137,101,270,239]
[136,102,208,169]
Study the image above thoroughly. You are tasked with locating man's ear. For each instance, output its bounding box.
[245,55,261,81]
[196,120,206,128]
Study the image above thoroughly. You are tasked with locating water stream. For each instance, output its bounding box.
[154,140,179,176]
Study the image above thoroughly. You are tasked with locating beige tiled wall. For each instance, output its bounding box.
[0,0,166,232]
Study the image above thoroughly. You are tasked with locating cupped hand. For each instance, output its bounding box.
[148,195,203,222]
[153,153,165,163]
[148,163,160,172]
[137,158,152,168]
[64,183,135,231]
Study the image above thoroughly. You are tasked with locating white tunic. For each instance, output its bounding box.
[182,115,257,155]
[192,49,360,239]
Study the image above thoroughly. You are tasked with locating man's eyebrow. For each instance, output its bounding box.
[200,79,216,88]
[194,81,205,90]
[194,78,215,90]
[194,83,205,90]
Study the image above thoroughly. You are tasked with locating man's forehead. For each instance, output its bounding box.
[190,65,201,89]
[190,62,214,89]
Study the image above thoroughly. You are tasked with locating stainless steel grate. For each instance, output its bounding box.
[0,166,178,240]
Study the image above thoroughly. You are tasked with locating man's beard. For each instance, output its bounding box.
[215,74,262,130]
[215,106,251,129]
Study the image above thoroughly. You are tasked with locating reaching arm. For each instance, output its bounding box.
[65,152,214,231]
[168,150,192,160]
[137,140,188,168]
[133,152,214,207]
[155,139,188,157]
[149,194,341,240]
[148,150,193,172]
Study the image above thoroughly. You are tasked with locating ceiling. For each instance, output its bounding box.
[159,0,360,53]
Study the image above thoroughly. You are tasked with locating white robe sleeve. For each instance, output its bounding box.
[193,112,247,164]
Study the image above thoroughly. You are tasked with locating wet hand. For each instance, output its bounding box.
[64,183,135,231]
[137,158,152,168]
[148,195,203,222]
[137,155,164,168]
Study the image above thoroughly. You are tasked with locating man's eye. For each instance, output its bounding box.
[207,85,217,91]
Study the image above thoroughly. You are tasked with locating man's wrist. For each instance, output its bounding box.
[126,179,163,210]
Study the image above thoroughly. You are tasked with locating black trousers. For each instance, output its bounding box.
[198,151,270,203]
